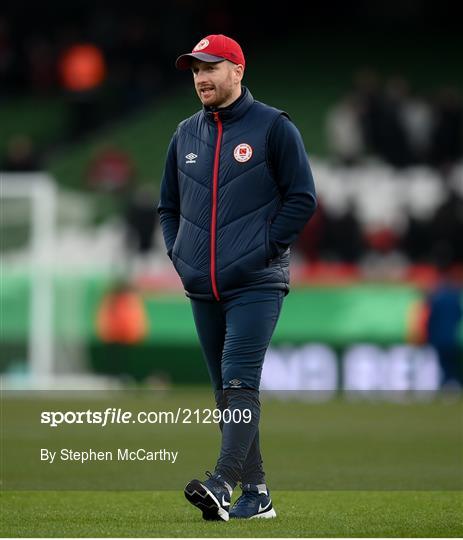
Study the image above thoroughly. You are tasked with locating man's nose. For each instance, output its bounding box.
[195,71,208,84]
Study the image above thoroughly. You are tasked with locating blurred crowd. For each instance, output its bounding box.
[2,9,462,271]
[0,8,194,95]
[319,70,463,269]
[0,8,201,139]
[326,70,463,172]
[298,161,463,268]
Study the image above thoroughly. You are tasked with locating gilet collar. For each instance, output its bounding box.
[203,86,254,124]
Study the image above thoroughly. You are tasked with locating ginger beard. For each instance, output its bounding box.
[192,60,243,108]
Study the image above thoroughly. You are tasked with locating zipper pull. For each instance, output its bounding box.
[213,111,219,122]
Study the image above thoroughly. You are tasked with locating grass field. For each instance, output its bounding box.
[1,490,462,537]
[2,391,462,536]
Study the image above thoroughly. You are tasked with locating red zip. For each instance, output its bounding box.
[211,111,222,301]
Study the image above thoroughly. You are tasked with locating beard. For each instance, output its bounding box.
[197,84,233,108]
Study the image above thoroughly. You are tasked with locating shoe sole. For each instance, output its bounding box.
[230,507,277,519]
[251,508,277,519]
[184,479,229,522]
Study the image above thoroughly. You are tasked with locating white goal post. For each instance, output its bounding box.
[1,172,57,383]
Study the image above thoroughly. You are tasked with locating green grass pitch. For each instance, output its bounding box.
[2,393,462,536]
[1,490,462,537]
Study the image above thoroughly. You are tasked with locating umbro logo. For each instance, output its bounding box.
[229,379,242,388]
[185,153,197,164]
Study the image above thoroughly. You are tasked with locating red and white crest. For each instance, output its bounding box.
[193,39,209,51]
[233,143,253,162]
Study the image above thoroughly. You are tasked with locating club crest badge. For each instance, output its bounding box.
[233,143,253,162]
[193,39,209,51]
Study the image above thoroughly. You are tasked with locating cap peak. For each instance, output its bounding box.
[176,34,245,70]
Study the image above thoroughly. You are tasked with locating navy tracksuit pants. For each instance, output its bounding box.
[190,288,284,487]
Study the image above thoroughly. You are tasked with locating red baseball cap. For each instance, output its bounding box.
[175,34,245,70]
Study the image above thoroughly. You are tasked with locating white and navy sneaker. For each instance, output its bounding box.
[184,471,233,521]
[229,483,277,519]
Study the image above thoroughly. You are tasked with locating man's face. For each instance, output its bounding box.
[191,59,242,107]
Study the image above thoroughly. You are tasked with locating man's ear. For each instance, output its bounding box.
[234,64,244,83]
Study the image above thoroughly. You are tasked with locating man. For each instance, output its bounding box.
[158,34,317,521]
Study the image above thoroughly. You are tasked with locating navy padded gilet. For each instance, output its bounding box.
[172,87,290,300]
